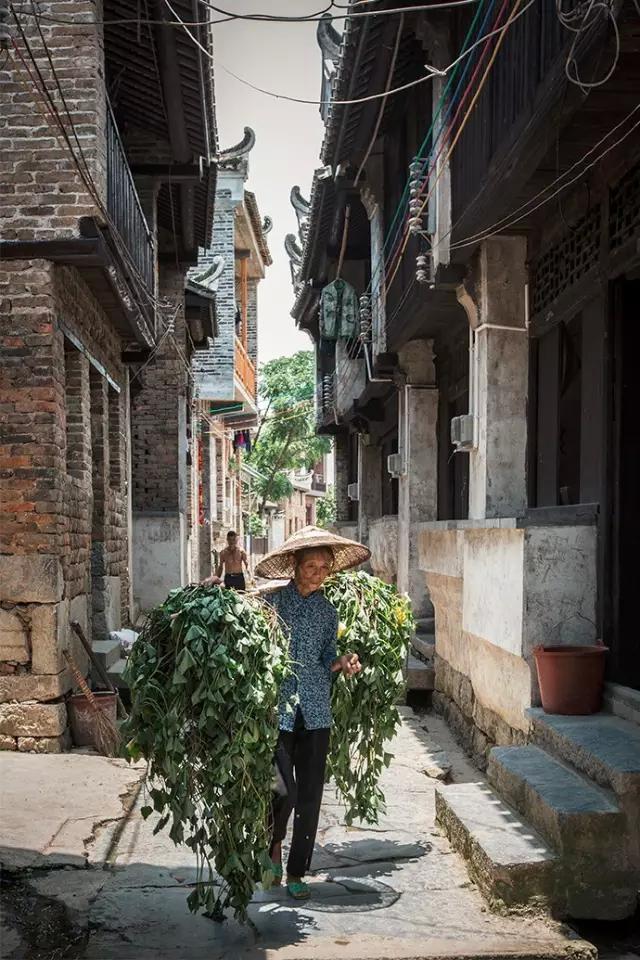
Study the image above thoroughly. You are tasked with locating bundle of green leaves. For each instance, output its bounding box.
[123,586,289,921]
[325,571,414,825]
[124,572,413,920]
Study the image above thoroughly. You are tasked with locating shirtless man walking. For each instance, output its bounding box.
[208,530,251,591]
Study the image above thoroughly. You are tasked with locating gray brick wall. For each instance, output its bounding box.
[194,192,236,400]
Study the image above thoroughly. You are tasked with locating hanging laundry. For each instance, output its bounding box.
[319,278,359,340]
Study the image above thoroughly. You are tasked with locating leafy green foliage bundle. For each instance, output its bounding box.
[325,572,414,825]
[124,572,413,920]
[123,586,289,921]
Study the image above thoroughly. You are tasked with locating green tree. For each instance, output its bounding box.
[316,485,336,529]
[248,351,330,513]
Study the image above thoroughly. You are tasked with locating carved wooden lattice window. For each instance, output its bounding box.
[530,207,600,317]
[609,160,640,250]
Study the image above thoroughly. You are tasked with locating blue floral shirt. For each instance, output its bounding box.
[267,581,338,731]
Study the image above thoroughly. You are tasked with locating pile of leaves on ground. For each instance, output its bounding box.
[123,586,289,921]
[324,571,414,825]
[123,573,413,921]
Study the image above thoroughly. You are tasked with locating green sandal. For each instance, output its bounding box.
[287,877,310,900]
[271,863,283,887]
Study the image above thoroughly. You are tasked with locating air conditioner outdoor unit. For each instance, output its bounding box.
[387,452,406,478]
[450,414,475,451]
[347,482,359,502]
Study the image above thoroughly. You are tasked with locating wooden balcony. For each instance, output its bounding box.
[234,336,257,401]
[106,97,155,302]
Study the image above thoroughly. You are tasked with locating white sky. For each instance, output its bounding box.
[213,2,331,364]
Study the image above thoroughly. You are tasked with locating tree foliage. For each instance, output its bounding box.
[316,485,336,528]
[248,352,330,512]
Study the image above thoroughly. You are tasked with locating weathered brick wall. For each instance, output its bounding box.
[131,265,188,513]
[194,192,236,399]
[0,1,107,242]
[0,259,130,749]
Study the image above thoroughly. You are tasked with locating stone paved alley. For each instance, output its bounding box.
[1,710,598,960]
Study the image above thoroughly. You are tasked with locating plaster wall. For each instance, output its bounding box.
[132,514,185,612]
[369,516,398,584]
[419,519,598,736]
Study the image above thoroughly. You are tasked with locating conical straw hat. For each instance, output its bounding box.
[255,525,370,580]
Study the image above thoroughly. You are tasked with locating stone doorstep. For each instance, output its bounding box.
[488,746,625,856]
[434,781,559,911]
[411,633,435,662]
[406,654,434,691]
[107,659,129,690]
[603,682,640,726]
[415,616,435,635]
[526,708,640,796]
[92,639,122,672]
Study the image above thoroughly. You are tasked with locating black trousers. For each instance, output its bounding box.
[270,712,330,879]
[224,572,246,591]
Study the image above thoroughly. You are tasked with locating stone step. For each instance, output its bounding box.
[603,682,640,727]
[106,659,129,690]
[415,616,435,636]
[526,708,640,799]
[91,639,121,672]
[435,781,559,912]
[411,633,434,662]
[406,654,434,691]
[488,745,636,920]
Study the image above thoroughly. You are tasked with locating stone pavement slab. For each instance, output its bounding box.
[80,715,595,960]
[0,752,146,871]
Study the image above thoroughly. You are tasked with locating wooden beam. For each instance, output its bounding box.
[153,0,191,163]
[131,161,203,182]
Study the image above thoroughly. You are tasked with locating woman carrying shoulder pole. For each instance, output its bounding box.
[256,526,370,901]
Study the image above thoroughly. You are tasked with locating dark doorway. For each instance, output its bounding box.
[611,278,640,689]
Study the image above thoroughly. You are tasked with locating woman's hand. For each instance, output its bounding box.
[332,653,361,677]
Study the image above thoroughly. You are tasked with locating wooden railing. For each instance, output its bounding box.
[106,97,155,300]
[234,336,257,399]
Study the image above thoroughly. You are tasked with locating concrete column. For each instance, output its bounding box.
[357,437,382,546]
[397,340,438,618]
[468,237,528,520]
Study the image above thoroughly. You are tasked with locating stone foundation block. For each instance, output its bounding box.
[0,556,63,604]
[0,734,18,750]
[17,730,71,754]
[0,701,67,737]
[29,600,71,675]
[0,670,72,703]
[0,608,30,663]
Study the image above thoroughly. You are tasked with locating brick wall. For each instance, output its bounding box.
[131,265,188,513]
[194,192,236,399]
[0,259,130,749]
[0,1,107,242]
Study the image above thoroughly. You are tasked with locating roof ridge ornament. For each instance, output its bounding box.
[218,127,256,169]
[316,13,342,63]
[191,256,226,291]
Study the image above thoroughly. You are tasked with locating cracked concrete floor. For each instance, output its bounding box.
[2,714,597,960]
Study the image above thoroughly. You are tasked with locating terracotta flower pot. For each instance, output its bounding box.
[533,642,608,715]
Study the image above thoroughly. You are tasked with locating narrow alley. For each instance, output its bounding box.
[2,711,601,960]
